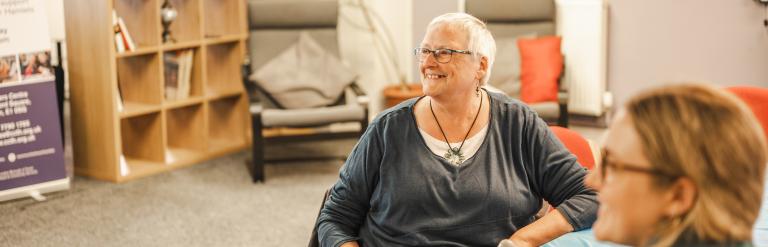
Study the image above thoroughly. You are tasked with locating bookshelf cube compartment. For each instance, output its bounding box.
[162,48,202,102]
[204,41,244,98]
[166,103,206,165]
[208,95,247,152]
[117,52,163,111]
[202,0,244,38]
[114,0,161,48]
[120,112,165,179]
[165,0,202,43]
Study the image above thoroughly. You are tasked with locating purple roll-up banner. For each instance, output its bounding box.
[0,0,69,201]
[0,80,66,189]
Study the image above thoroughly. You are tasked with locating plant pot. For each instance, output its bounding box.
[383,83,423,108]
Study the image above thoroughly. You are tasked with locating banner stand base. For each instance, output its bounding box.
[0,178,70,202]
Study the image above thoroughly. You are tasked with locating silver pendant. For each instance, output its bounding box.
[444,147,465,165]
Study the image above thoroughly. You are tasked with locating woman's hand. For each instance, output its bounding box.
[505,238,533,247]
[498,238,532,247]
[339,241,360,247]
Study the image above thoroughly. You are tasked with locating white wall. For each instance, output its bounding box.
[338,0,413,116]
[410,0,461,82]
[608,0,768,108]
[41,0,67,94]
[43,0,65,41]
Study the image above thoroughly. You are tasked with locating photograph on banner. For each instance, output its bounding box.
[0,54,20,84]
[20,50,53,81]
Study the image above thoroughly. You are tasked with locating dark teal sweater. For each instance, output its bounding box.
[318,92,598,247]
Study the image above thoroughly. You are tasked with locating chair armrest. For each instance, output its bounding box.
[346,81,369,108]
[249,103,263,115]
[558,91,569,105]
[349,81,366,96]
[556,57,569,127]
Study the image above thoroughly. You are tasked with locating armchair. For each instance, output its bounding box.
[245,0,369,183]
[466,0,569,127]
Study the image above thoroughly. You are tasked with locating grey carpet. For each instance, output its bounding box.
[0,139,357,247]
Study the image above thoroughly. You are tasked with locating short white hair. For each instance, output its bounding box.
[426,13,496,85]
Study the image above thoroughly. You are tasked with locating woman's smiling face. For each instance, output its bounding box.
[418,24,482,99]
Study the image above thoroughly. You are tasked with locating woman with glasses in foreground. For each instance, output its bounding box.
[317,13,597,247]
[585,84,767,246]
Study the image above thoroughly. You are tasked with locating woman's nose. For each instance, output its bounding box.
[421,53,439,66]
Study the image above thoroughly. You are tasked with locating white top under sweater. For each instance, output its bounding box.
[418,123,489,166]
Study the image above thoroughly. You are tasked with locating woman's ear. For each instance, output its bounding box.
[476,56,488,80]
[664,177,697,217]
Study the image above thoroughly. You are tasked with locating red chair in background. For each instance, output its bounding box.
[727,86,768,244]
[538,126,596,215]
[550,126,595,170]
[727,86,768,141]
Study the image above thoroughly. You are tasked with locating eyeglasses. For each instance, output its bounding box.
[599,148,680,183]
[413,48,473,63]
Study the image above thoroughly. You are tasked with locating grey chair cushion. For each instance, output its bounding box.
[249,29,339,73]
[259,104,365,127]
[250,32,356,109]
[529,101,560,119]
[489,35,536,98]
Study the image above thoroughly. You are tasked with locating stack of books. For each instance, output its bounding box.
[112,10,136,53]
[164,50,194,100]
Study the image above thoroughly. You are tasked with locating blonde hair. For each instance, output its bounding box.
[427,13,496,85]
[625,83,768,246]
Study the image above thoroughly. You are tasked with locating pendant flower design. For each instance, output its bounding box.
[444,147,465,165]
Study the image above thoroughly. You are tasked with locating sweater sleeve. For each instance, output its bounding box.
[522,108,599,231]
[317,123,383,247]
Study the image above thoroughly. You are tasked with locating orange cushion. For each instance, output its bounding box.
[517,36,563,103]
[550,126,595,170]
[727,86,768,141]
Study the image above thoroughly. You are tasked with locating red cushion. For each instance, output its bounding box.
[550,126,595,170]
[517,36,563,103]
[727,86,768,141]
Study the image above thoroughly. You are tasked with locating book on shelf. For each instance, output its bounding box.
[178,50,193,99]
[112,11,125,53]
[119,154,130,177]
[164,52,179,100]
[165,150,176,164]
[116,83,124,112]
[164,50,193,101]
[112,10,136,52]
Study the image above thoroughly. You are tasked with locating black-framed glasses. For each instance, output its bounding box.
[414,48,473,63]
[599,148,680,183]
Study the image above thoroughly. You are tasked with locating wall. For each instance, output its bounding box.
[44,0,65,41]
[608,0,768,108]
[338,0,412,115]
[410,0,462,82]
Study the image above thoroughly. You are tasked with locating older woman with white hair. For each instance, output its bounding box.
[317,13,597,247]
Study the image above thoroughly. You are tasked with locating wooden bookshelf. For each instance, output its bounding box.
[64,0,249,182]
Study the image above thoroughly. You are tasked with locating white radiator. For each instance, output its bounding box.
[556,0,609,116]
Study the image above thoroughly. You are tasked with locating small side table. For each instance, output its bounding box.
[382,83,423,108]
